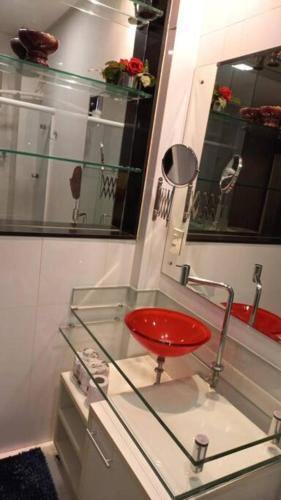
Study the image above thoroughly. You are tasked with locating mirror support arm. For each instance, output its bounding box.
[182,183,193,223]
[177,264,234,388]
[152,177,163,221]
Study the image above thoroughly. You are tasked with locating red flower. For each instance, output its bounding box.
[219,86,232,102]
[127,57,144,76]
[119,58,129,70]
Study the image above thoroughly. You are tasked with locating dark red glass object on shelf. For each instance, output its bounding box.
[125,307,211,357]
[10,38,27,60]
[11,29,59,66]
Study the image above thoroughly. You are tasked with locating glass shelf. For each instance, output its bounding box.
[0,54,152,102]
[59,286,281,499]
[210,110,246,124]
[197,177,281,192]
[64,0,164,29]
[210,110,281,133]
[0,148,142,173]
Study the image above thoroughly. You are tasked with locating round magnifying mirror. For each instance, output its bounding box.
[162,144,198,187]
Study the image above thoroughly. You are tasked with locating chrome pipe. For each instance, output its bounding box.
[182,184,193,223]
[191,434,209,473]
[154,356,165,384]
[176,264,191,286]
[152,177,163,221]
[249,264,263,327]
[177,264,234,388]
[269,410,281,448]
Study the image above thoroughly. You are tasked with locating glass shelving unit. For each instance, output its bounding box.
[0,50,150,235]
[64,0,164,29]
[59,286,281,499]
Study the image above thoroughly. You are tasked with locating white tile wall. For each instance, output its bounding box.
[0,306,36,451]
[198,1,281,66]
[0,237,41,307]
[0,236,135,452]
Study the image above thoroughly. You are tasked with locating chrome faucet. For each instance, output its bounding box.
[72,202,87,225]
[177,264,234,388]
[248,264,263,327]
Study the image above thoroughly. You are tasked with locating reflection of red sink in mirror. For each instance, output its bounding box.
[124,308,211,357]
[225,303,281,341]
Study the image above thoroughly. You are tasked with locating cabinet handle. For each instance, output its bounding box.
[86,429,112,468]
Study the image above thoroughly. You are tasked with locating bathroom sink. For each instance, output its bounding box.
[125,308,211,357]
[227,303,281,341]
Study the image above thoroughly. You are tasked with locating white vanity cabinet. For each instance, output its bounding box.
[79,408,150,500]
[54,368,281,500]
[54,372,169,500]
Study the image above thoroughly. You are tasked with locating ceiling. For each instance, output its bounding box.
[0,0,70,35]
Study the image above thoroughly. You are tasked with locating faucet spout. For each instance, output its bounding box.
[248,264,263,327]
[176,264,191,286]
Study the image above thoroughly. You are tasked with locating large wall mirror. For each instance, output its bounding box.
[189,46,281,244]
[163,45,281,348]
[0,0,167,237]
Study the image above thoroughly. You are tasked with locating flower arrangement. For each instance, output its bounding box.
[102,57,155,89]
[212,85,239,111]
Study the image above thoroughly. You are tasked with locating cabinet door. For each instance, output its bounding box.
[79,415,149,500]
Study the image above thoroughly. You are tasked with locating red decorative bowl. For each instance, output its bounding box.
[17,29,59,66]
[222,302,281,341]
[240,106,281,128]
[125,308,211,357]
[240,107,261,123]
[259,106,281,128]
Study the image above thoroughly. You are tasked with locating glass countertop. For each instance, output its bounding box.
[59,286,281,498]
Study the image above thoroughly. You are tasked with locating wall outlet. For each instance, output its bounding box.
[169,228,185,255]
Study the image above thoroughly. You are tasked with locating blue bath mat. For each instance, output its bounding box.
[0,447,58,500]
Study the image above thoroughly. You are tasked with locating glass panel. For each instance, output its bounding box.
[58,286,281,498]
[63,0,164,29]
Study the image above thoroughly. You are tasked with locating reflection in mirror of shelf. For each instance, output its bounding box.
[190,46,281,243]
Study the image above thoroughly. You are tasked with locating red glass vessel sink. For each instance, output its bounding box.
[125,308,211,357]
[227,303,281,341]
